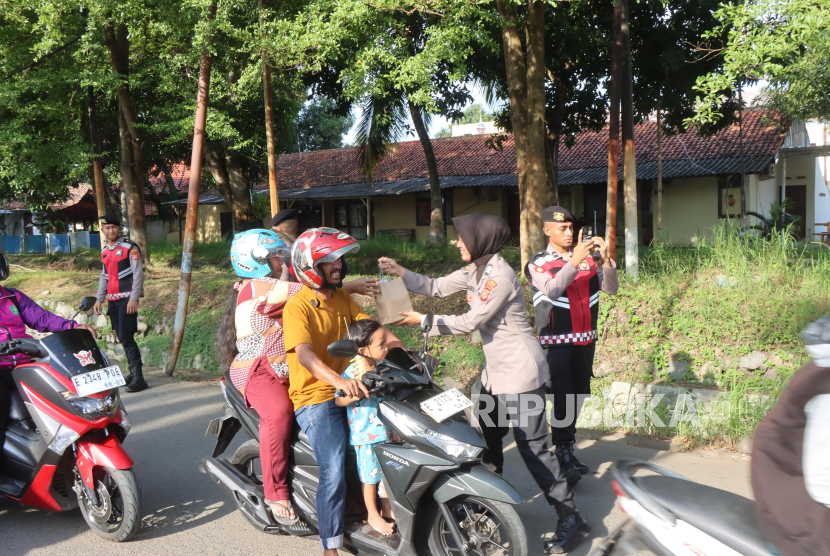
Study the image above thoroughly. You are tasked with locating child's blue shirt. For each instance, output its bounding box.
[335,358,390,445]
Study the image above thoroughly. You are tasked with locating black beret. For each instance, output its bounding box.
[100,214,121,226]
[541,206,574,223]
[270,209,299,227]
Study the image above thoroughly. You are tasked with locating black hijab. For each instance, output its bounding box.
[452,213,512,282]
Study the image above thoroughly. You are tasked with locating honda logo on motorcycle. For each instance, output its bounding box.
[73,350,96,367]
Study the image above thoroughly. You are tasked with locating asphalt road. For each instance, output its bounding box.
[0,374,753,556]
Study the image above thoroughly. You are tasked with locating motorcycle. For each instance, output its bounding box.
[589,459,773,556]
[0,296,141,542]
[204,315,529,556]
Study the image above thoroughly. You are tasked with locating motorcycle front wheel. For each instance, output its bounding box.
[424,495,527,556]
[77,467,142,542]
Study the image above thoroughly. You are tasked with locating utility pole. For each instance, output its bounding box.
[261,0,279,219]
[605,0,623,260]
[86,87,107,248]
[165,3,216,376]
[621,0,638,280]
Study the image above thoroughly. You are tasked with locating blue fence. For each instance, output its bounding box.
[27,235,47,254]
[2,236,22,254]
[48,234,70,253]
[90,234,101,250]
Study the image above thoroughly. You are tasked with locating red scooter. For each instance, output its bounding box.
[0,297,141,541]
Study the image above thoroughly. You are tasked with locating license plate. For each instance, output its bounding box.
[71,366,125,397]
[420,388,473,423]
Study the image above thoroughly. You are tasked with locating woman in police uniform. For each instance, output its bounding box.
[379,212,589,554]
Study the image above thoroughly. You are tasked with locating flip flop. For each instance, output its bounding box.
[267,499,300,526]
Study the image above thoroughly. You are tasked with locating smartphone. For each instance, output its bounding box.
[582,226,593,241]
[582,226,601,261]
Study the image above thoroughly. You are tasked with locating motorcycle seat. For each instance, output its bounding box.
[7,389,28,422]
[634,475,773,556]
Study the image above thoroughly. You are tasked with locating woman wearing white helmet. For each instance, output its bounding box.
[215,229,301,525]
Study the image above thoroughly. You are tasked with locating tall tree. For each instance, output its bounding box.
[495,0,548,266]
[103,22,150,260]
[691,0,830,125]
[292,97,355,152]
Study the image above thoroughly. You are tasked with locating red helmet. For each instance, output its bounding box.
[291,227,360,290]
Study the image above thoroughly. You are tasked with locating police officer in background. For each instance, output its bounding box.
[270,208,299,241]
[382,212,589,554]
[526,206,618,484]
[93,215,147,393]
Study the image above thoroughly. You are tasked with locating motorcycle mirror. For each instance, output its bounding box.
[78,296,97,312]
[421,313,434,334]
[327,339,360,360]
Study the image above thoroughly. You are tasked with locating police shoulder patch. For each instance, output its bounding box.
[131,250,140,261]
[480,279,497,302]
[466,292,473,304]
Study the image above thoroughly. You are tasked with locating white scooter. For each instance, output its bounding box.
[590,459,774,556]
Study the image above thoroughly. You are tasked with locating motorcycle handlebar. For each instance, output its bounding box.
[0,338,47,359]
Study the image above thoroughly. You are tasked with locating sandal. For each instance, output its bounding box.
[266,499,300,526]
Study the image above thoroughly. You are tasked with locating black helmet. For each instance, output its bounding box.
[0,253,8,281]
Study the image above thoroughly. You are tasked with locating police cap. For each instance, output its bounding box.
[541,206,574,224]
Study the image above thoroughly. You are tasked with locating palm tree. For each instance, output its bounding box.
[355,91,446,243]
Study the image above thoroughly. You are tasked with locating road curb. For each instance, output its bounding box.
[577,428,686,452]
[144,366,222,383]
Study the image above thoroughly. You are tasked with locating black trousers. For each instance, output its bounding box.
[108,299,142,370]
[546,343,595,446]
[0,372,15,471]
[476,386,574,512]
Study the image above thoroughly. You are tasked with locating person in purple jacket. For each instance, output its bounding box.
[0,253,98,474]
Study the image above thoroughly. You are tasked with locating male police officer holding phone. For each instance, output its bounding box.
[525,206,618,484]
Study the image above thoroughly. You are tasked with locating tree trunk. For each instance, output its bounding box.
[523,0,547,261]
[544,77,565,207]
[86,87,107,247]
[496,0,546,268]
[408,99,445,243]
[544,133,559,206]
[620,0,638,279]
[203,139,253,228]
[656,101,663,245]
[104,23,150,262]
[221,139,255,226]
[605,0,623,261]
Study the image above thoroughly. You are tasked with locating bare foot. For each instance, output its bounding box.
[267,499,296,521]
[380,498,395,520]
[367,513,395,536]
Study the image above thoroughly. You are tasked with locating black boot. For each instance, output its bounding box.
[544,511,589,554]
[125,367,147,393]
[571,444,589,475]
[554,444,582,486]
[122,369,135,388]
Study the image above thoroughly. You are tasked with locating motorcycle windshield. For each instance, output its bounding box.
[38,329,109,378]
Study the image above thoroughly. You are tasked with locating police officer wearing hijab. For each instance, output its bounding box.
[380,212,589,554]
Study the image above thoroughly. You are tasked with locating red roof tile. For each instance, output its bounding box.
[268,109,786,190]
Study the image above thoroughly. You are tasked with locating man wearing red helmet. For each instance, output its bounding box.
[283,228,403,555]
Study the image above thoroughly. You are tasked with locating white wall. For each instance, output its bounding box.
[651,176,721,245]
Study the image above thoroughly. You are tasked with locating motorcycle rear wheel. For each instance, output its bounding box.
[77,467,142,542]
[229,439,283,534]
[425,495,527,556]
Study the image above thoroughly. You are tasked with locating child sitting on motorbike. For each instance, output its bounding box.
[335,319,398,536]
